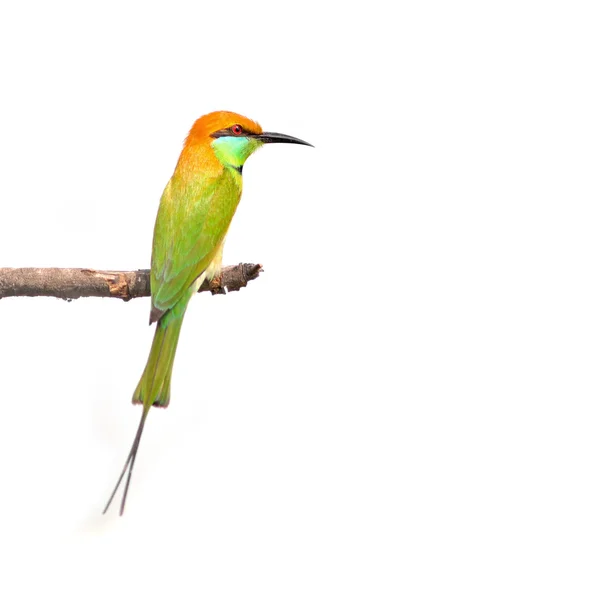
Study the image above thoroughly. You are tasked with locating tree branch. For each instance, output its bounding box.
[0,263,263,301]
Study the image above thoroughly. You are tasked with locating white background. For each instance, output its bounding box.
[0,1,599,598]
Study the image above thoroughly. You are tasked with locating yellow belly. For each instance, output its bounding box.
[204,238,225,282]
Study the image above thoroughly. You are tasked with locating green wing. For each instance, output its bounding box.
[150,169,241,322]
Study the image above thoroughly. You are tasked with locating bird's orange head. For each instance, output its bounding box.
[182,110,312,173]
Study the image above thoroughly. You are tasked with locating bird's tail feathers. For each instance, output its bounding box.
[103,308,185,515]
[133,314,184,408]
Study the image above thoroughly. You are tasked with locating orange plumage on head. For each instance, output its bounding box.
[176,111,263,175]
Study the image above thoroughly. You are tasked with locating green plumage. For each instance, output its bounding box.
[134,167,242,407]
[151,169,241,317]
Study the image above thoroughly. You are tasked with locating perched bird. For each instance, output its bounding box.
[103,111,312,515]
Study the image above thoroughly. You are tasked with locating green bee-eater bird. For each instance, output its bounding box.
[103,111,312,515]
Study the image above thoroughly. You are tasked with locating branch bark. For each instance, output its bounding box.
[0,263,263,301]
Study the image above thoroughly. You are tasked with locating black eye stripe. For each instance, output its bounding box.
[211,126,249,139]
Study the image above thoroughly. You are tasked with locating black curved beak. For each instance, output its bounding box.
[253,132,313,147]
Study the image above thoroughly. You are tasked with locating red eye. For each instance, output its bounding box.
[231,124,243,135]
